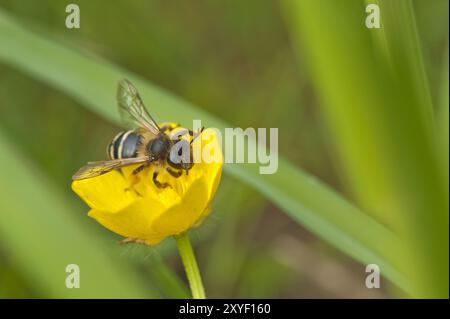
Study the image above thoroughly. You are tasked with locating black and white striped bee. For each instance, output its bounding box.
[72,79,202,188]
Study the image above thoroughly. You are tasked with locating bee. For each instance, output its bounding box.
[72,79,202,188]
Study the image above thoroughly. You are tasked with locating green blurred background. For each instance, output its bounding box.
[0,0,448,298]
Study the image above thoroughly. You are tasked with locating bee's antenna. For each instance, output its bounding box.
[190,127,204,145]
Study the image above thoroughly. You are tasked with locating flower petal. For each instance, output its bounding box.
[71,167,142,213]
[88,195,167,244]
[152,179,210,236]
[194,128,224,200]
[73,124,224,245]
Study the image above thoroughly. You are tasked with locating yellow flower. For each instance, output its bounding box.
[72,125,223,245]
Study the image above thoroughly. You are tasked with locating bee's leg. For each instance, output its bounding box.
[132,164,147,175]
[117,168,125,177]
[166,167,182,178]
[124,164,148,196]
[153,170,171,189]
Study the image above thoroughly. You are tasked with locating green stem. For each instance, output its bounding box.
[174,232,206,299]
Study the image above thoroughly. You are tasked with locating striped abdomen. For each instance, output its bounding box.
[107,130,142,160]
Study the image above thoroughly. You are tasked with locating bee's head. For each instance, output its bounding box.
[167,139,193,172]
[148,135,171,160]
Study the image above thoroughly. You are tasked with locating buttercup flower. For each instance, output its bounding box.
[72,124,223,245]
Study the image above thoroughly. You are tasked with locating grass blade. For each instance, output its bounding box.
[0,9,407,292]
[282,0,448,297]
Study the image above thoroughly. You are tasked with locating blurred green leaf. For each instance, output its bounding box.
[204,181,264,297]
[368,0,435,129]
[110,239,189,298]
[0,132,157,298]
[282,0,448,297]
[146,253,190,298]
[0,9,407,292]
[438,45,449,182]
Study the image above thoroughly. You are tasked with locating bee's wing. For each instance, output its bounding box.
[117,79,160,135]
[72,157,150,180]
